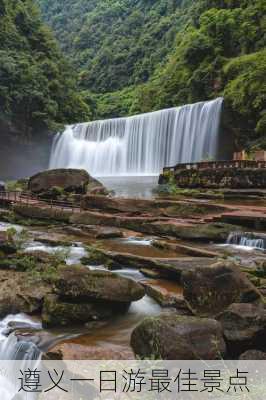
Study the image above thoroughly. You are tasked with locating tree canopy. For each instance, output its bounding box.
[0,0,90,137]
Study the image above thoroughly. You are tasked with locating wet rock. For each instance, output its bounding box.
[34,235,73,247]
[131,314,226,360]
[28,168,98,195]
[182,261,262,317]
[152,240,220,258]
[217,303,266,355]
[42,294,124,327]
[142,281,190,315]
[81,246,214,281]
[0,270,52,317]
[239,350,266,360]
[55,265,145,303]
[155,222,244,242]
[46,342,135,360]
[71,211,242,242]
[140,268,164,279]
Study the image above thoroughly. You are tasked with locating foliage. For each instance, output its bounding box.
[6,227,30,249]
[0,0,91,137]
[37,0,194,94]
[37,0,266,149]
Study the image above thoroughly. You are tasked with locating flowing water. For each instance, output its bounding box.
[226,232,266,251]
[0,222,168,361]
[50,98,223,176]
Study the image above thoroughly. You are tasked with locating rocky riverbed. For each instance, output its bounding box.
[0,169,265,360]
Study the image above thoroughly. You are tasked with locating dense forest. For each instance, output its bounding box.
[0,0,90,138]
[0,0,265,149]
[37,0,266,149]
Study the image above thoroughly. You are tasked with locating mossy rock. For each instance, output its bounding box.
[55,265,145,303]
[131,314,226,360]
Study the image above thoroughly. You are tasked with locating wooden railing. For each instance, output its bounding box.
[163,160,266,173]
[0,191,82,213]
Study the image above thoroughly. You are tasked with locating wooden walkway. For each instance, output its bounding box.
[0,191,82,213]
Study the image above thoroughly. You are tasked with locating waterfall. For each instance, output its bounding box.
[49,98,223,177]
[227,232,266,250]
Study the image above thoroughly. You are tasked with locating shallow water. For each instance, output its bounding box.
[98,176,158,199]
[99,236,181,258]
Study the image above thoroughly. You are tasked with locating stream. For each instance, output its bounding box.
[0,221,166,360]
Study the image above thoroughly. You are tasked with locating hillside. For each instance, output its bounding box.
[37,0,266,150]
[0,0,90,139]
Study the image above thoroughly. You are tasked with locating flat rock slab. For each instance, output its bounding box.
[84,246,215,281]
[142,280,189,314]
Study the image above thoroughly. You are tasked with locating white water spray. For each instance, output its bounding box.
[50,98,223,176]
[227,232,266,250]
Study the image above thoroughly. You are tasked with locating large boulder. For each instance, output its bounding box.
[239,350,266,360]
[217,303,266,355]
[182,261,262,317]
[55,265,145,303]
[131,314,226,360]
[42,294,125,327]
[0,270,52,317]
[28,168,101,195]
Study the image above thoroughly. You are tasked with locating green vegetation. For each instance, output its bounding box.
[1,0,265,149]
[0,0,90,137]
[36,0,266,149]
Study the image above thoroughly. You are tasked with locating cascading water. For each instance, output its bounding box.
[50,98,223,176]
[227,232,266,250]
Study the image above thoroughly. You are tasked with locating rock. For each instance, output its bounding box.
[63,225,123,239]
[0,270,52,317]
[239,350,266,360]
[42,294,125,327]
[55,265,145,303]
[131,314,226,360]
[217,303,266,355]
[182,261,262,317]
[19,250,63,267]
[28,168,102,195]
[87,186,109,196]
[82,246,215,281]
[140,268,164,279]
[13,204,71,223]
[142,281,190,315]
[34,235,72,247]
[46,342,135,360]
[81,195,225,217]
[0,231,17,255]
[71,211,243,242]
